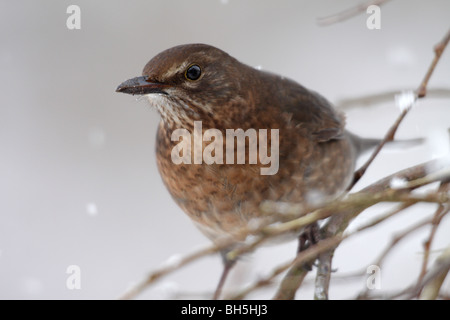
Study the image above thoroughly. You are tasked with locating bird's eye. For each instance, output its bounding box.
[185,64,202,81]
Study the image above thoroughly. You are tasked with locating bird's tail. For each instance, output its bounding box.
[346,131,424,156]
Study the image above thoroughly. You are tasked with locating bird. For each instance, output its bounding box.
[116,43,383,299]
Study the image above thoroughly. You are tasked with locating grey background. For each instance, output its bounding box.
[1,0,449,299]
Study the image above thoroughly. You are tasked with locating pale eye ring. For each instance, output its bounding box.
[185,64,202,81]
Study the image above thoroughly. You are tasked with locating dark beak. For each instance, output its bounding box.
[116,76,169,95]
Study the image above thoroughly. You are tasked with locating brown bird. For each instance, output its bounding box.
[116,43,380,299]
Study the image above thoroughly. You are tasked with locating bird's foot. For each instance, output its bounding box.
[297,222,320,270]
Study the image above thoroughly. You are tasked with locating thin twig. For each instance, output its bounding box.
[417,29,450,98]
[317,51,450,299]
[231,188,449,299]
[228,233,346,300]
[384,245,450,300]
[231,189,448,300]
[416,181,450,291]
[336,88,450,111]
[120,156,449,299]
[418,241,450,300]
[317,0,392,26]
[315,202,416,300]
[355,216,441,299]
[357,202,415,232]
[350,108,410,188]
[120,245,220,300]
[120,26,450,300]
[373,218,433,269]
[348,28,450,190]
[229,189,450,262]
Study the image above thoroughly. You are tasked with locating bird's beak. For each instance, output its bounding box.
[116,76,170,95]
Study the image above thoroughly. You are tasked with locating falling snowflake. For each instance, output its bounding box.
[86,202,98,216]
[162,253,182,269]
[395,90,417,112]
[390,176,408,189]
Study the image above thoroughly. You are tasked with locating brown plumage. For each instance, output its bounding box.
[117,44,376,297]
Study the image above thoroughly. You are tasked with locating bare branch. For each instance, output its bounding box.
[336,88,450,111]
[119,245,220,300]
[348,28,450,190]
[417,181,450,291]
[272,263,309,300]
[394,244,450,300]
[317,0,392,26]
[120,28,450,299]
[120,156,449,300]
[314,251,334,300]
[417,29,450,98]
[229,233,346,300]
[419,244,450,300]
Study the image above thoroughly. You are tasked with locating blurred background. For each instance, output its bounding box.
[1,0,449,299]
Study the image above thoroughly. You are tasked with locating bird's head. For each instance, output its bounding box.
[116,44,251,128]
